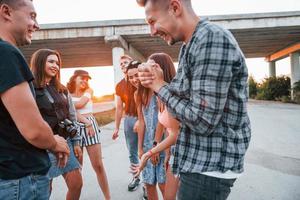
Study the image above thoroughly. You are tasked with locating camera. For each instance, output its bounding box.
[58,119,77,138]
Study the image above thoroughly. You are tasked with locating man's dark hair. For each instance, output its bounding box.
[0,0,29,8]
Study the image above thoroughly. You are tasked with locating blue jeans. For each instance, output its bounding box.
[124,115,139,165]
[0,174,50,200]
[47,138,81,179]
[178,173,236,200]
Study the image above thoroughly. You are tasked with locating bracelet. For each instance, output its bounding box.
[85,123,92,128]
[153,141,158,147]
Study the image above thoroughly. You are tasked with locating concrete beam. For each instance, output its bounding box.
[38,11,300,32]
[33,27,113,40]
[266,43,300,62]
[104,35,146,62]
[105,35,129,50]
[126,44,147,62]
[208,11,300,30]
[34,11,300,39]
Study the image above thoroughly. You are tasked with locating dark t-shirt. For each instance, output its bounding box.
[0,39,50,180]
[115,78,137,116]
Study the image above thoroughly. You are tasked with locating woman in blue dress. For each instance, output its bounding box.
[126,61,166,200]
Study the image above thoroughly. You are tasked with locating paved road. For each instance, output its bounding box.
[93,101,115,113]
[50,100,300,200]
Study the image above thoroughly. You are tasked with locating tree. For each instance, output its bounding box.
[256,76,291,100]
[248,75,257,99]
[293,81,300,104]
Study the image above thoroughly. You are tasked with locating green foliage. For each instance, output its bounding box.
[248,75,258,99]
[293,81,300,104]
[256,76,291,101]
[293,81,300,91]
[279,95,293,103]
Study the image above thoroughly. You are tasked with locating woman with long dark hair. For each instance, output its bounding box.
[30,49,82,200]
[67,70,111,200]
[126,59,166,200]
[134,53,180,200]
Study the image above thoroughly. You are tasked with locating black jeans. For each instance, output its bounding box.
[178,173,236,200]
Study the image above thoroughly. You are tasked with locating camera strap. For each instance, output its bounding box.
[46,85,69,122]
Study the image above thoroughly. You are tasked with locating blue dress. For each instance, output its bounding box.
[142,95,166,185]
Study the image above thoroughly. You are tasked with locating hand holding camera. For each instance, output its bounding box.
[58,119,78,138]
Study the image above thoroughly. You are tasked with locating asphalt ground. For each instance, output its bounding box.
[51,100,300,200]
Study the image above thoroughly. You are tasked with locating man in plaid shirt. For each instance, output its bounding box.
[136,0,251,199]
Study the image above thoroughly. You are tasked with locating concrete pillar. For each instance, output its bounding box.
[269,61,276,77]
[290,52,300,99]
[112,47,125,86]
[111,47,125,105]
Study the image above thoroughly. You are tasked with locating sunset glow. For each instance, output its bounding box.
[60,66,115,97]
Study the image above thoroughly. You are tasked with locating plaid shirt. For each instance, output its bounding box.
[157,19,251,175]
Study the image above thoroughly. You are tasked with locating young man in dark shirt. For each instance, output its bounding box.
[0,1,69,199]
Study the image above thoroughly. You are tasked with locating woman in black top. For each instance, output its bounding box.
[30,49,83,200]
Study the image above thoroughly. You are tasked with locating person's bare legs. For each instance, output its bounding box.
[63,169,83,200]
[164,166,179,200]
[146,184,159,200]
[86,144,111,200]
[78,147,84,166]
[158,183,165,198]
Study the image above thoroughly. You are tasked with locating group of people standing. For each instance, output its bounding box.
[114,54,180,200]
[0,0,251,200]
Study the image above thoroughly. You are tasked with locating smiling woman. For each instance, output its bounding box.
[60,66,115,97]
[30,48,83,200]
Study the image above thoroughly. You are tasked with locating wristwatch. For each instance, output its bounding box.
[153,141,158,147]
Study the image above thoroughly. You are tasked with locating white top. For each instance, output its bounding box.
[72,92,93,114]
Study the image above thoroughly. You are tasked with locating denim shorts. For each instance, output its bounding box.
[47,138,81,179]
[142,155,166,185]
[0,174,50,200]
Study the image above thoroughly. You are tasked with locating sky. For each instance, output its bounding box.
[34,0,300,97]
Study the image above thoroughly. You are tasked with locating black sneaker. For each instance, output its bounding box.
[128,177,140,191]
[142,186,148,200]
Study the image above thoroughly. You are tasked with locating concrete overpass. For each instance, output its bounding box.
[21,11,300,92]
